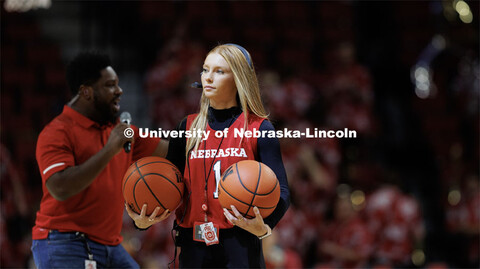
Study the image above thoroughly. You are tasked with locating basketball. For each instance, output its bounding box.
[122,156,184,215]
[218,160,280,219]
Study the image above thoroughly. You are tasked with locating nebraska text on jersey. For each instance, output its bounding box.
[190,148,247,159]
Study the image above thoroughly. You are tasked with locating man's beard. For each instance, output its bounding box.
[93,95,118,125]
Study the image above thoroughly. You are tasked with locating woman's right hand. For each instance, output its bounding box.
[125,203,171,229]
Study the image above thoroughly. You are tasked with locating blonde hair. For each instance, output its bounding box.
[186,44,268,156]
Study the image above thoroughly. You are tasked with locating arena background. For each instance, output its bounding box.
[1,1,478,268]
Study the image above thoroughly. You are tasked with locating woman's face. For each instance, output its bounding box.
[201,52,237,109]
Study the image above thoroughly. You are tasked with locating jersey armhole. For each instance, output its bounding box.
[250,117,267,160]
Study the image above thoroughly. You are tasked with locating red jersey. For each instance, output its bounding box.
[33,105,159,245]
[176,112,265,229]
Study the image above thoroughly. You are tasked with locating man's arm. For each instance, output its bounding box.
[46,123,132,201]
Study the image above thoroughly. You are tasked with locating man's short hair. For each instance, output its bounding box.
[66,52,111,95]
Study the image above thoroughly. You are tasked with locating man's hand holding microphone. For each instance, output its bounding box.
[105,111,134,156]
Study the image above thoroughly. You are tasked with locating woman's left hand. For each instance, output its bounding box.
[223,205,269,237]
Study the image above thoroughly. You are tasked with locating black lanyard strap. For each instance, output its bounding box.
[203,116,236,191]
[76,232,94,260]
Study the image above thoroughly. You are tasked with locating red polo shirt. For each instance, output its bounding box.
[33,105,159,245]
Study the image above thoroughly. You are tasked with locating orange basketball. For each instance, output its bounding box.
[122,156,184,215]
[218,160,280,219]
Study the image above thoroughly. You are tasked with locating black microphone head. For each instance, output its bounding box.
[120,111,131,124]
[191,82,203,89]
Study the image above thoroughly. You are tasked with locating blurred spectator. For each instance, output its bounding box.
[261,70,316,126]
[0,143,30,268]
[260,71,290,125]
[144,26,205,129]
[297,143,336,193]
[365,184,425,267]
[263,230,303,269]
[276,139,339,267]
[445,174,480,268]
[122,213,176,269]
[451,49,479,120]
[316,192,374,268]
[324,42,373,105]
[316,41,376,135]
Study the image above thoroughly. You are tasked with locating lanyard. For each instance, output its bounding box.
[201,117,235,222]
[76,232,94,260]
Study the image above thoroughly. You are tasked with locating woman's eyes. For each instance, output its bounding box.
[201,68,224,74]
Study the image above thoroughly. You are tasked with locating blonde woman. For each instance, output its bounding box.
[127,44,290,268]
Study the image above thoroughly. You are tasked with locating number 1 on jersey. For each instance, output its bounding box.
[213,160,221,199]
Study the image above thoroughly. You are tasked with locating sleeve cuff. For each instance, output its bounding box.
[258,224,272,240]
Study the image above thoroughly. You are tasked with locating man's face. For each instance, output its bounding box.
[92,66,122,124]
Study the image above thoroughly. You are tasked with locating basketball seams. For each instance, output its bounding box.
[226,208,255,219]
[234,163,257,195]
[137,160,178,170]
[141,172,183,200]
[122,160,176,195]
[123,157,184,215]
[219,182,276,210]
[245,161,262,218]
[260,178,278,196]
[235,162,253,217]
[132,176,143,213]
[122,167,137,197]
[219,160,279,219]
[141,160,178,167]
[231,163,275,196]
[134,162,167,211]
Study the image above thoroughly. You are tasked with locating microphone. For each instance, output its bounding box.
[120,111,132,153]
[191,82,203,89]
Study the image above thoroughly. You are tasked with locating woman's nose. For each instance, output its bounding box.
[204,71,213,82]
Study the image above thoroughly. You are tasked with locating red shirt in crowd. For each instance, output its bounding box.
[320,215,374,269]
[366,186,423,266]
